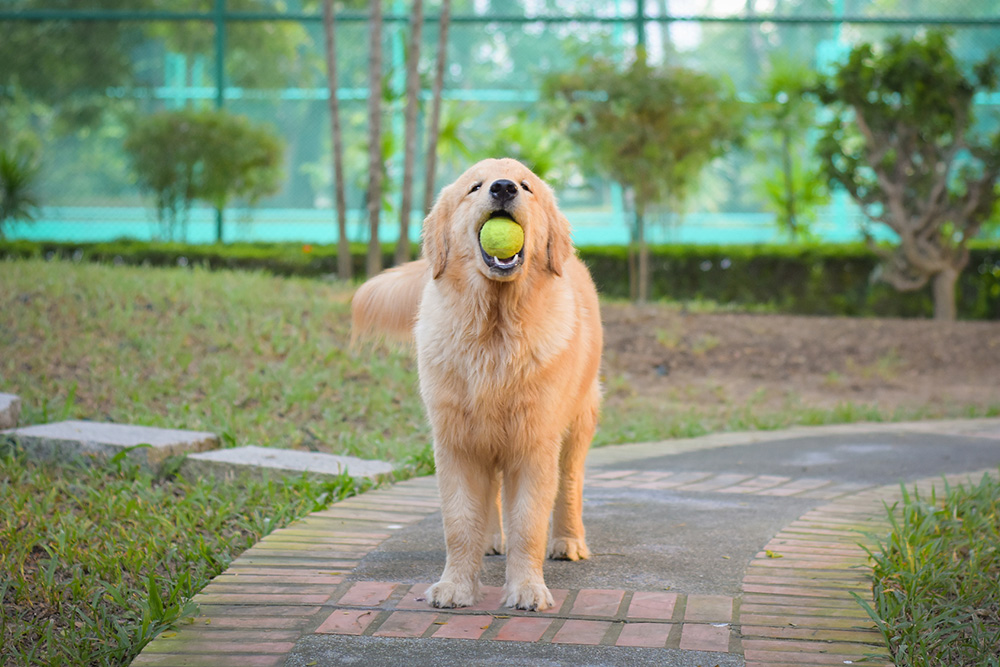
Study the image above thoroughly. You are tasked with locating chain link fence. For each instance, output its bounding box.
[1,0,998,246]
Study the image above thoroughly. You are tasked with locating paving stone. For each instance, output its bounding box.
[182,445,394,481]
[616,622,672,647]
[551,619,612,645]
[493,617,553,642]
[1,419,217,470]
[431,614,493,640]
[315,609,379,635]
[373,611,437,638]
[678,623,731,652]
[0,393,21,429]
[570,589,625,617]
[337,582,398,607]
[627,591,678,621]
[683,595,733,623]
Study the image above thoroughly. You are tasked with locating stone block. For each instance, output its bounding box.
[1,419,218,471]
[0,393,21,429]
[181,445,395,482]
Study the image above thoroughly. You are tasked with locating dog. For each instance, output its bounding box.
[351,158,602,611]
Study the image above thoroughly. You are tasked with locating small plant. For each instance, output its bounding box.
[124,108,284,241]
[752,55,829,241]
[855,473,1000,666]
[0,147,41,238]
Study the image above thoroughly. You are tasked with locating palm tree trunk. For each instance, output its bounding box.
[422,0,451,214]
[322,0,351,281]
[396,0,424,266]
[365,0,384,277]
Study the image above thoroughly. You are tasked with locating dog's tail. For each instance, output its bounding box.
[351,259,430,346]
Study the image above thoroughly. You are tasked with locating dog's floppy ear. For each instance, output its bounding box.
[543,188,573,277]
[421,183,454,280]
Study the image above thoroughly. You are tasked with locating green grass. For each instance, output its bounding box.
[0,449,373,666]
[857,472,1000,667]
[2,258,428,463]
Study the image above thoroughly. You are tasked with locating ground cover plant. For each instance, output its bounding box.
[0,450,372,666]
[858,472,1000,667]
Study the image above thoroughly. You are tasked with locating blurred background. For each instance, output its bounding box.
[0,0,998,247]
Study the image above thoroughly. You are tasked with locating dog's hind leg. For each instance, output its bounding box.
[485,471,505,555]
[549,385,598,561]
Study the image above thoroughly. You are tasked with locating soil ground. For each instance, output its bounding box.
[600,304,1000,422]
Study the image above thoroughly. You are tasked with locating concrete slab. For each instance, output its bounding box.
[0,393,20,429]
[1,419,218,470]
[182,444,396,481]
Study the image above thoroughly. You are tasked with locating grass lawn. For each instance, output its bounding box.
[2,259,427,463]
[2,258,998,665]
[859,473,1000,667]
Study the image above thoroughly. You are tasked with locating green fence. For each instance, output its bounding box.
[1,0,998,246]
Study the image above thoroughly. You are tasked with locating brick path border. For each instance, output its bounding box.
[131,464,1000,666]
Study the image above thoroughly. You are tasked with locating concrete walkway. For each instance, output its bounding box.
[130,418,1000,667]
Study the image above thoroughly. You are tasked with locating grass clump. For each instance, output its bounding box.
[857,472,1000,667]
[0,449,373,667]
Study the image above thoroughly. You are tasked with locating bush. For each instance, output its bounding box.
[2,239,998,319]
[124,108,284,241]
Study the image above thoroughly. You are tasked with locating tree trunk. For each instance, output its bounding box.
[322,0,351,281]
[636,207,649,303]
[396,0,424,266]
[422,0,451,214]
[365,0,384,277]
[932,266,958,321]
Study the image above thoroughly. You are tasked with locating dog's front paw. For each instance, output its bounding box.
[426,580,480,609]
[503,581,554,612]
[549,537,591,561]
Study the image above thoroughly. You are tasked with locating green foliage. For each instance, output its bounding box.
[0,148,41,238]
[814,30,1000,316]
[856,473,1000,666]
[543,53,745,218]
[0,450,373,666]
[3,239,998,320]
[474,110,578,187]
[752,56,830,241]
[124,108,284,240]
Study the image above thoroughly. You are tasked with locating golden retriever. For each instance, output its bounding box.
[352,158,602,611]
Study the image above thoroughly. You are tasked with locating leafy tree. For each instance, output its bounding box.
[753,56,829,241]
[815,30,1000,320]
[544,54,744,302]
[0,148,41,238]
[124,108,284,241]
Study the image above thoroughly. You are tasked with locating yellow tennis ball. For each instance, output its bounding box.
[479,217,524,259]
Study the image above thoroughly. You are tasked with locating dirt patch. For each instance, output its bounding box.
[600,304,1000,420]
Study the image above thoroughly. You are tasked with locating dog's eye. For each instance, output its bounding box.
[520,181,532,193]
[468,182,482,194]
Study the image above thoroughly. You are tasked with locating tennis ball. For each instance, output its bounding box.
[479,217,524,259]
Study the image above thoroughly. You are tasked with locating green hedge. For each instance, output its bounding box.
[581,243,1000,320]
[3,239,998,319]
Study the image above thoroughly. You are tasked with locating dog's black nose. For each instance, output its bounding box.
[489,179,518,204]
